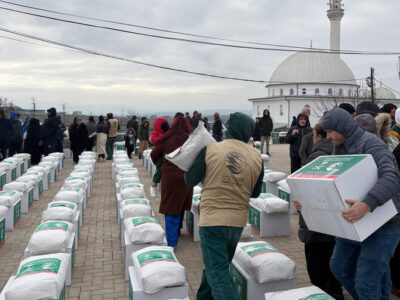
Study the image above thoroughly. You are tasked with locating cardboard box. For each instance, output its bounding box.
[119,209,156,246]
[20,188,34,214]
[5,199,21,231]
[277,186,297,215]
[128,266,189,300]
[229,259,296,300]
[185,209,200,242]
[0,172,6,190]
[0,216,5,248]
[123,230,167,281]
[0,277,62,300]
[248,203,290,237]
[24,234,74,286]
[287,154,398,242]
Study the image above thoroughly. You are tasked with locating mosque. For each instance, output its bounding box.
[249,0,399,126]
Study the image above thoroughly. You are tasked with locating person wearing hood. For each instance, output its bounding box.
[126,115,139,134]
[320,107,400,300]
[124,128,136,158]
[259,109,273,155]
[0,109,13,161]
[252,117,261,144]
[184,112,264,300]
[9,111,23,156]
[95,115,108,161]
[69,117,88,163]
[137,120,150,159]
[191,110,201,129]
[293,124,344,299]
[150,116,193,248]
[212,112,223,142]
[390,108,400,142]
[285,113,312,173]
[381,103,397,127]
[86,116,97,151]
[41,107,61,155]
[24,118,42,165]
[149,117,170,197]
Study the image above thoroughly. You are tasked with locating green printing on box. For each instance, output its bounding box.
[185,210,194,237]
[0,218,5,247]
[11,168,16,181]
[229,263,247,300]
[48,173,51,185]
[28,189,34,209]
[248,206,260,233]
[13,201,21,227]
[54,169,57,181]
[62,158,65,168]
[278,188,290,204]
[59,285,65,300]
[129,276,133,300]
[20,164,24,174]
[72,239,75,267]
[262,182,266,193]
[299,293,335,300]
[38,180,43,195]
[0,173,6,189]
[28,159,31,168]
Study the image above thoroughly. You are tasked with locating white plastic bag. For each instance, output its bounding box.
[277,179,290,191]
[5,253,69,300]
[240,224,253,239]
[120,199,152,219]
[166,121,216,171]
[132,246,186,293]
[28,221,74,255]
[0,191,22,207]
[0,205,7,219]
[124,217,165,244]
[117,175,141,186]
[264,286,334,300]
[42,202,78,223]
[3,182,30,193]
[251,193,289,214]
[191,194,201,214]
[121,183,145,200]
[54,188,84,204]
[235,241,296,284]
[117,166,137,176]
[63,177,88,190]
[193,185,202,195]
[264,170,286,183]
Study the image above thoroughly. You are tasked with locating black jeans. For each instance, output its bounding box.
[305,243,343,299]
[126,145,134,158]
[9,141,22,156]
[391,242,400,289]
[0,141,8,161]
[290,156,302,173]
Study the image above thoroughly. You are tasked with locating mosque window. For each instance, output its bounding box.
[272,89,275,96]
[315,88,320,95]
[280,104,283,116]
[348,89,352,97]
[290,88,294,95]
[302,88,306,95]
[280,88,284,96]
[339,88,343,96]
[328,88,333,95]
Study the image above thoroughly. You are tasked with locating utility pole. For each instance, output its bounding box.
[32,97,36,116]
[62,103,66,123]
[366,67,375,103]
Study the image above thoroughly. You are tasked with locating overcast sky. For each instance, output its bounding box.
[0,0,399,116]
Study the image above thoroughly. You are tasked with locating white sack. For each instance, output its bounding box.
[263,170,286,183]
[63,177,88,190]
[54,188,84,204]
[193,185,202,195]
[0,205,7,219]
[191,194,201,214]
[165,121,216,171]
[121,183,145,199]
[49,152,64,158]
[120,199,152,219]
[235,241,296,284]
[3,182,30,193]
[251,193,289,214]
[124,217,165,244]
[277,179,290,191]
[241,224,253,239]
[5,253,69,300]
[116,166,136,175]
[0,191,22,207]
[132,246,186,293]
[28,221,74,255]
[264,286,334,300]
[42,202,77,223]
[117,174,141,186]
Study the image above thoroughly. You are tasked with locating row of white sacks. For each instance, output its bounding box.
[0,151,97,300]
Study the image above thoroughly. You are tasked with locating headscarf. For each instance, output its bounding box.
[156,116,193,145]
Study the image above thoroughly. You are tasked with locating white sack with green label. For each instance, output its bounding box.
[0,191,22,207]
[251,193,289,214]
[264,286,334,300]
[42,202,78,223]
[120,199,152,219]
[124,217,164,244]
[121,183,144,199]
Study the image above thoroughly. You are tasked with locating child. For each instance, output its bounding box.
[124,128,136,158]
[150,117,169,197]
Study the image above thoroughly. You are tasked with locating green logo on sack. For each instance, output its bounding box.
[299,293,335,300]
[50,203,75,210]
[124,199,149,206]
[120,168,136,172]
[241,242,278,257]
[258,193,276,199]
[121,184,141,190]
[0,218,5,246]
[36,221,68,232]
[0,191,16,196]
[137,250,175,268]
[131,217,158,227]
[62,187,81,193]
[193,195,201,202]
[67,177,85,181]
[17,258,61,278]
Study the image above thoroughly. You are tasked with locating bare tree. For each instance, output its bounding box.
[0,97,15,115]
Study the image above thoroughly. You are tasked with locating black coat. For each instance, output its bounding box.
[259,116,273,136]
[212,118,223,142]
[41,115,60,140]
[0,117,13,143]
[252,123,261,142]
[96,122,108,134]
[69,124,88,152]
[24,118,42,165]
[285,125,312,158]
[394,143,400,171]
[299,132,314,165]
[126,119,139,133]
[298,138,335,244]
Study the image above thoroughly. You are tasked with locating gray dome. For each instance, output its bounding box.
[268,52,357,86]
[375,87,396,99]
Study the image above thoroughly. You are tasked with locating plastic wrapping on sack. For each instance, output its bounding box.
[251,193,289,214]
[277,179,290,191]
[117,166,137,176]
[120,199,152,219]
[193,185,202,195]
[263,170,286,183]
[124,217,165,244]
[235,241,296,284]
[121,183,145,200]
[264,286,334,300]
[42,202,77,223]
[3,182,31,193]
[75,164,94,172]
[240,224,253,239]
[114,157,131,164]
[166,121,216,172]
[132,246,186,293]
[0,191,22,207]
[41,156,60,163]
[0,164,10,171]
[0,205,7,219]
[21,172,43,183]
[54,188,84,204]
[29,165,52,175]
[28,221,74,255]
[117,174,141,186]
[191,194,201,214]
[70,171,91,180]
[5,253,69,300]
[49,152,65,158]
[63,177,88,190]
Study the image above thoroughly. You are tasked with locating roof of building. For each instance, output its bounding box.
[268,51,358,86]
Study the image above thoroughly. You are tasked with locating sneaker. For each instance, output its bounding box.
[150,184,157,197]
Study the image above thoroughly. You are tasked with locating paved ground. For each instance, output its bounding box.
[0,144,398,299]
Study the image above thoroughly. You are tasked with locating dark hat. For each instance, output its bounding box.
[47,107,56,113]
[355,101,380,117]
[354,114,377,135]
[381,103,397,114]
[297,113,308,121]
[339,103,355,115]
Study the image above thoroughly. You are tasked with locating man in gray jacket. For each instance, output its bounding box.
[321,107,400,300]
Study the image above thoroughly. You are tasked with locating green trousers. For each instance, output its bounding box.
[197,226,243,300]
[106,137,115,160]
[152,157,163,183]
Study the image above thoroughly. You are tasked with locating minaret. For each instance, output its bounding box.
[327,0,344,56]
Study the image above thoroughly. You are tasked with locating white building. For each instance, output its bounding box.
[249,0,398,127]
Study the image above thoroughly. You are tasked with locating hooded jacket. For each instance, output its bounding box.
[124,128,136,148]
[184,112,264,227]
[259,111,273,136]
[0,110,13,143]
[150,117,168,146]
[10,112,22,143]
[41,108,60,140]
[285,114,312,158]
[322,107,400,227]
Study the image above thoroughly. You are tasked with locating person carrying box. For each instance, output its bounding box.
[319,107,400,300]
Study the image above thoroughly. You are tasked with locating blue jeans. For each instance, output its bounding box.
[330,226,400,300]
[164,210,184,247]
[197,226,243,300]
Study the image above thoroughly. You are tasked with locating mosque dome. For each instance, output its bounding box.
[375,87,396,99]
